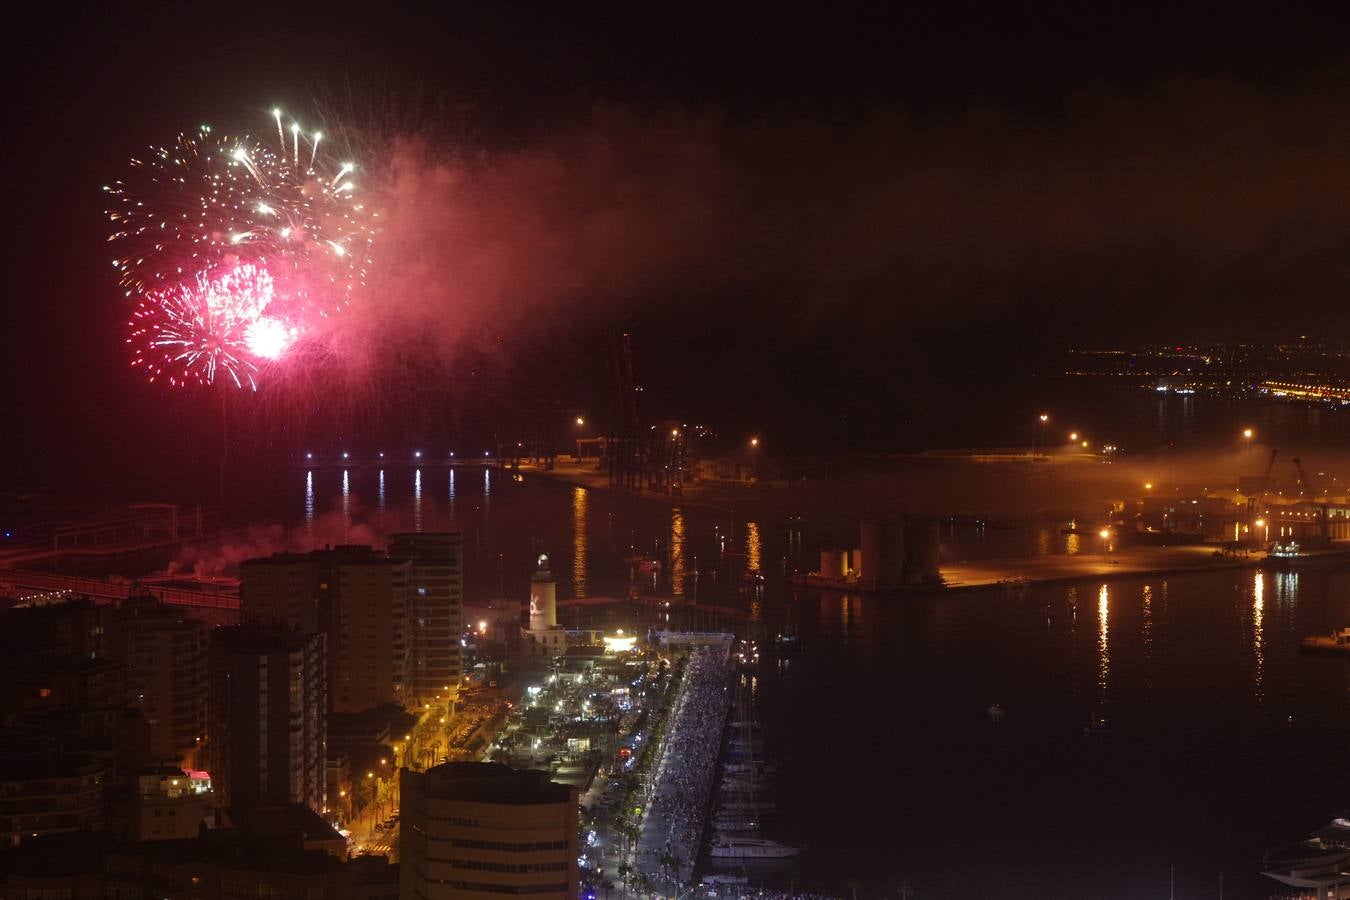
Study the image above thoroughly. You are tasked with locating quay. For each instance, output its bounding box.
[799,542,1350,594]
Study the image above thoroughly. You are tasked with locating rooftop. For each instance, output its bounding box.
[415,761,573,805]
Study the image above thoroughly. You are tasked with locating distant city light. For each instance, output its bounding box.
[1243,427,1254,439]
[342,451,349,460]
[1098,528,1111,539]
[1082,440,1089,448]
[750,437,759,447]
[414,450,422,458]
[576,417,585,426]
[1039,413,1049,423]
[1069,432,1079,441]
[378,452,384,459]
[305,452,312,460]
[1255,518,1266,528]
[1144,482,1153,490]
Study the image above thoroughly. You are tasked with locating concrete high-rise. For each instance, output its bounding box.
[400,762,578,900]
[388,532,464,703]
[241,546,412,713]
[208,625,326,814]
[110,596,209,768]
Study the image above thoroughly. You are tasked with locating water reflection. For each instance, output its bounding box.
[1141,584,1153,696]
[746,521,762,572]
[341,470,351,538]
[377,469,385,513]
[448,467,456,514]
[483,467,492,504]
[1066,532,1081,555]
[304,470,315,535]
[572,487,588,598]
[670,508,686,596]
[1096,584,1110,700]
[1253,571,1265,703]
[413,469,423,532]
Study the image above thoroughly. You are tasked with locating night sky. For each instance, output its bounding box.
[7,8,1350,496]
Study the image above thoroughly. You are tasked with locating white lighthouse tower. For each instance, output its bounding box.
[528,553,559,645]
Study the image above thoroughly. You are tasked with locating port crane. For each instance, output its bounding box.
[1291,456,1331,548]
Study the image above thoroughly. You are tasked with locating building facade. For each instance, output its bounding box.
[389,533,464,703]
[400,762,578,900]
[241,546,411,713]
[208,625,326,815]
[110,596,209,768]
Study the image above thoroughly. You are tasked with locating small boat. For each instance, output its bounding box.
[1299,628,1350,657]
[703,875,749,886]
[710,836,800,859]
[719,798,777,812]
[713,817,761,833]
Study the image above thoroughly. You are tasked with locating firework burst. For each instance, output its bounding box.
[127,262,297,389]
[108,110,376,389]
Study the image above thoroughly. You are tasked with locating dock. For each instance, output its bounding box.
[796,542,1350,594]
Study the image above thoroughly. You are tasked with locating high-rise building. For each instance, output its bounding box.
[208,625,326,815]
[400,762,579,900]
[388,533,464,703]
[110,596,209,767]
[241,546,411,713]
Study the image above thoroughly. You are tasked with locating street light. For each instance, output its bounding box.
[1069,432,1079,442]
[576,417,585,426]
[1144,482,1153,491]
[750,437,759,448]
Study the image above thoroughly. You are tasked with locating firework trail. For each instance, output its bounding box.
[107,111,376,388]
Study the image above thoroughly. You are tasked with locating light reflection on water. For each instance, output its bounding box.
[304,470,314,534]
[413,468,423,532]
[746,521,762,572]
[1253,571,1265,703]
[1097,583,1110,701]
[572,487,587,598]
[670,508,686,596]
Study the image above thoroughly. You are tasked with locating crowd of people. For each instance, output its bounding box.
[635,646,733,887]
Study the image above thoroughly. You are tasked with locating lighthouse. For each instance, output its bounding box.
[528,553,557,632]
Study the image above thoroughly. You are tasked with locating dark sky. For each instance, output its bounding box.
[6,7,1350,495]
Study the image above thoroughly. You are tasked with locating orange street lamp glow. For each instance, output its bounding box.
[1069,432,1079,441]
[1039,414,1049,423]
[575,417,585,426]
[750,437,759,447]
[1081,441,1089,448]
[1254,518,1266,528]
[1098,528,1111,539]
[1243,428,1254,439]
[1144,482,1153,490]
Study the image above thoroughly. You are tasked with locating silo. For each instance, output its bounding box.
[860,520,906,588]
[819,548,848,578]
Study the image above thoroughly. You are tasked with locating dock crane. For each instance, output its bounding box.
[1292,457,1331,548]
[1247,449,1278,545]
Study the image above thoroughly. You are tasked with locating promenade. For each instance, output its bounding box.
[632,646,733,893]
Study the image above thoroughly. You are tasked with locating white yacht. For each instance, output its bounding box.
[710,836,801,859]
[1263,813,1350,897]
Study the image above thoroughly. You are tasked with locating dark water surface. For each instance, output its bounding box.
[285,464,1350,899]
